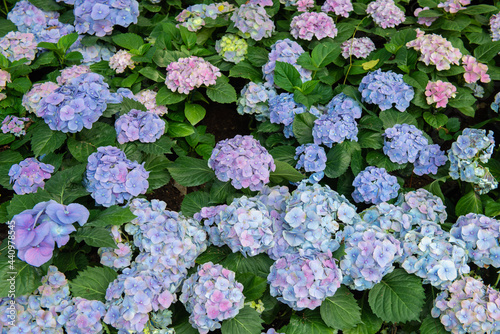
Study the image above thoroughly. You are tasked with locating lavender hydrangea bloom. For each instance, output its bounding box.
[237,82,277,121]
[231,3,275,41]
[341,37,376,59]
[359,69,414,111]
[85,146,149,207]
[290,12,338,41]
[268,251,342,310]
[22,82,59,115]
[321,0,353,17]
[269,93,307,138]
[208,135,276,191]
[413,144,448,176]
[165,56,221,94]
[491,13,500,42]
[59,297,106,333]
[1,115,29,137]
[194,204,228,247]
[294,144,327,173]
[180,262,245,334]
[9,158,54,195]
[396,189,447,225]
[98,226,133,270]
[0,31,37,63]
[366,0,405,29]
[352,166,400,205]
[176,2,234,32]
[263,39,312,86]
[361,202,413,238]
[115,109,165,144]
[69,35,116,65]
[383,124,428,164]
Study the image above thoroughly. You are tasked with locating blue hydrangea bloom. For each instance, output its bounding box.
[237,82,277,121]
[396,189,447,226]
[263,39,312,86]
[352,166,400,205]
[413,143,448,176]
[115,109,165,144]
[383,124,428,164]
[194,204,228,247]
[361,202,413,238]
[268,93,306,138]
[491,91,500,113]
[294,144,327,173]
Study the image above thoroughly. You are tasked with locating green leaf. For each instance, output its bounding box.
[112,33,143,50]
[156,86,187,105]
[69,266,118,302]
[0,133,14,146]
[221,306,263,334]
[403,72,428,91]
[238,273,267,301]
[74,227,117,248]
[292,112,317,145]
[358,130,383,149]
[447,88,476,109]
[247,46,269,67]
[368,269,425,323]
[210,180,235,204]
[206,76,237,104]
[8,77,31,93]
[221,253,274,279]
[28,0,62,11]
[320,286,362,330]
[301,80,319,95]
[417,9,442,17]
[274,61,302,92]
[474,41,500,63]
[86,206,136,227]
[420,316,448,334]
[31,124,67,156]
[0,19,17,38]
[196,245,232,265]
[269,160,304,183]
[325,143,351,179]
[344,296,383,334]
[181,191,211,217]
[144,155,171,191]
[229,61,262,82]
[358,115,383,131]
[423,180,445,201]
[270,146,296,166]
[136,136,174,155]
[350,150,364,176]
[44,165,87,204]
[0,150,22,165]
[57,32,79,52]
[168,156,215,187]
[366,151,407,172]
[7,191,52,219]
[391,29,418,46]
[379,109,418,129]
[462,4,499,15]
[311,42,340,68]
[168,122,195,137]
[441,14,471,31]
[139,67,164,82]
[185,103,206,126]
[121,72,139,87]
[0,259,42,297]
[455,191,483,216]
[282,310,336,334]
[179,26,197,49]
[423,112,448,129]
[257,121,281,133]
[68,122,116,162]
[485,201,500,218]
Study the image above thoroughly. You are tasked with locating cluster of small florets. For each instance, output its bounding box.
[341,224,403,290]
[231,3,275,41]
[194,204,228,247]
[57,65,91,85]
[109,49,136,73]
[180,262,245,334]
[361,202,413,238]
[414,7,437,27]
[115,109,165,144]
[341,37,376,59]
[425,80,457,108]
[280,0,315,12]
[22,82,59,115]
[352,166,400,205]
[366,0,405,29]
[450,213,500,268]
[321,0,353,17]
[176,2,234,32]
[8,157,54,195]
[268,251,342,310]
[99,226,133,269]
[413,144,448,176]
[208,135,276,191]
[465,82,485,98]
[359,69,414,111]
[462,55,490,84]
[85,146,149,207]
[290,12,337,41]
[400,222,470,289]
[135,90,168,116]
[263,39,312,86]
[215,34,248,63]
[397,189,448,225]
[1,115,29,137]
[492,92,500,113]
[165,56,221,94]
[294,144,327,174]
[490,13,500,42]
[249,0,273,6]
[69,36,115,64]
[431,277,500,333]
[59,297,107,333]
[437,0,470,13]
[0,31,37,63]
[237,82,277,121]
[448,128,498,194]
[407,30,462,71]
[269,93,306,138]
[38,72,112,133]
[12,200,89,267]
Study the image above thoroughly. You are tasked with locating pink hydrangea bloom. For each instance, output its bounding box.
[366,0,405,29]
[165,56,221,94]
[280,0,315,12]
[57,65,90,85]
[109,50,136,74]
[490,13,500,41]
[290,12,337,41]
[425,80,457,108]
[0,69,11,90]
[1,115,30,137]
[341,37,376,59]
[437,0,470,13]
[462,55,490,84]
[0,31,37,63]
[22,82,59,115]
[414,7,437,27]
[135,90,168,116]
[249,0,273,5]
[321,0,353,18]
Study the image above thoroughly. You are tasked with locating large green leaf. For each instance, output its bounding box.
[136,136,174,155]
[7,190,52,220]
[185,103,206,126]
[209,180,235,204]
[320,286,362,330]
[31,124,67,156]
[206,76,237,104]
[74,227,118,248]
[474,41,500,63]
[86,206,136,227]
[358,130,383,149]
[269,160,304,184]
[344,296,383,334]
[420,316,448,334]
[221,253,274,279]
[455,191,483,216]
[274,61,302,92]
[229,60,262,82]
[366,151,407,172]
[68,122,116,162]
[379,109,418,129]
[247,46,269,67]
[44,165,87,204]
[168,156,215,187]
[238,273,267,302]
[112,33,143,50]
[221,306,263,334]
[144,155,171,191]
[28,0,62,11]
[325,143,351,179]
[0,256,42,297]
[69,266,118,302]
[311,42,340,68]
[282,310,335,334]
[181,191,211,217]
[156,86,187,105]
[293,112,317,145]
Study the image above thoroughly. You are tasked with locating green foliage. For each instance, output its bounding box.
[282,310,336,334]
[181,191,211,217]
[74,227,118,248]
[320,286,362,330]
[206,76,237,103]
[86,206,136,227]
[69,266,118,302]
[168,156,215,187]
[292,112,317,144]
[269,160,304,183]
[221,306,263,334]
[455,191,483,216]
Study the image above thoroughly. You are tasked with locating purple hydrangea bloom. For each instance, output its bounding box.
[269,93,307,138]
[383,124,428,164]
[366,0,405,29]
[194,204,228,247]
[361,202,413,238]
[69,35,116,65]
[237,82,277,121]
[180,262,245,334]
[290,12,338,41]
[341,37,376,59]
[413,143,447,176]
[352,166,400,205]
[280,0,314,12]
[115,109,165,144]
[231,3,275,41]
[396,189,447,225]
[22,81,60,115]
[321,0,353,17]
[294,144,327,173]
[165,56,221,94]
[59,297,106,333]
[57,65,91,85]
[98,226,133,270]
[263,39,312,86]
[0,31,37,63]
[491,13,500,42]
[85,146,149,207]
[208,135,276,191]
[9,158,54,195]
[1,115,29,137]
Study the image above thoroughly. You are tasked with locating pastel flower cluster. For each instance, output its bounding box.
[215,34,248,64]
[321,0,353,17]
[12,200,89,266]
[490,13,500,42]
[165,56,221,94]
[268,251,342,310]
[85,146,149,207]
[450,214,500,268]
[180,262,245,334]
[57,65,91,85]
[414,7,437,27]
[194,204,228,247]
[263,39,312,86]
[115,109,165,144]
[38,72,112,133]
[312,93,362,147]
[290,12,338,41]
[22,82,59,115]
[9,157,54,195]
[280,0,315,12]
[0,31,37,63]
[413,143,448,176]
[249,0,273,6]
[437,0,470,13]
[366,0,406,29]
[359,69,415,112]
[269,93,306,138]
[99,226,133,270]
[176,2,234,32]
[432,277,500,333]
[341,225,402,290]
[69,36,115,64]
[135,90,168,116]
[59,297,107,333]
[208,135,276,191]
[425,80,457,108]
[462,55,490,84]
[398,189,448,225]
[406,30,462,71]
[465,82,485,98]
[0,69,10,91]
[341,37,376,59]
[294,144,327,173]
[231,4,275,41]
[1,115,29,137]
[352,166,400,205]
[237,82,277,121]
[109,49,136,73]
[361,202,413,238]
[448,128,498,194]
[492,92,500,113]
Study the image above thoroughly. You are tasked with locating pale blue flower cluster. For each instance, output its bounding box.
[99,226,133,270]
[194,204,228,247]
[359,69,414,111]
[85,146,149,207]
[115,109,165,144]
[448,128,498,194]
[9,157,54,195]
[59,297,107,333]
[491,91,500,112]
[383,124,428,164]
[268,93,306,138]
[237,82,277,121]
[231,3,275,41]
[413,143,448,176]
[176,2,234,32]
[397,189,448,225]
[450,213,500,268]
[294,144,327,173]
[263,39,312,86]
[352,166,400,205]
[180,262,245,334]
[361,202,413,238]
[69,36,116,65]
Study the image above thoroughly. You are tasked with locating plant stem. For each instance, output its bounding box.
[343,17,366,85]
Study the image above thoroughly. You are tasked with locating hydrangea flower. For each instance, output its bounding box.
[209,135,275,191]
[231,3,275,41]
[176,2,234,32]
[59,297,106,333]
[215,34,248,63]
[352,166,400,205]
[269,93,307,138]
[0,69,10,92]
[490,13,500,42]
[414,7,437,27]
[109,49,136,73]
[341,37,376,59]
[268,251,342,310]
[492,92,500,113]
[194,204,228,247]
[383,124,428,164]
[361,202,413,238]
[462,55,490,84]
[321,0,353,17]
[69,36,116,65]
[38,72,112,133]
[22,82,59,115]
[135,90,168,116]
[366,0,405,29]
[294,144,327,173]
[165,56,221,94]
[263,329,284,334]
[413,144,448,176]
[248,0,273,6]
[407,30,462,71]
[12,201,89,267]
[0,31,37,63]
[397,189,447,225]
[290,12,337,41]
[1,115,29,137]
[180,262,245,334]
[85,146,149,207]
[437,0,470,13]
[237,82,277,121]
[263,39,312,86]
[57,65,91,85]
[9,158,54,195]
[280,0,315,12]
[465,82,485,98]
[425,80,457,108]
[99,226,133,270]
[115,109,165,144]
[359,69,414,111]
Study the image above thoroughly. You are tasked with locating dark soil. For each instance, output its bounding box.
[200,101,252,142]
[146,179,185,212]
